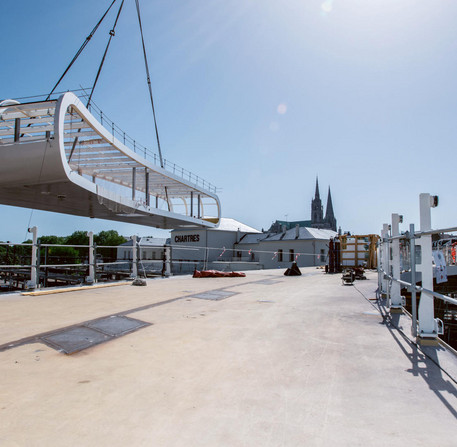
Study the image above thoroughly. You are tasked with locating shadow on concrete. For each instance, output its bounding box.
[380,305,457,419]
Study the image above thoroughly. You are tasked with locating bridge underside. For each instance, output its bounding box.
[0,180,201,229]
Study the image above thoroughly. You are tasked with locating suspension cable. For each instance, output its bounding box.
[86,0,125,109]
[45,0,118,101]
[134,0,164,169]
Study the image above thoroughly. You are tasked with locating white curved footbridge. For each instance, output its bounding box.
[0,93,220,229]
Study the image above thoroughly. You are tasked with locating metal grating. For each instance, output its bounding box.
[42,327,110,354]
[189,290,237,301]
[41,316,150,354]
[86,315,149,336]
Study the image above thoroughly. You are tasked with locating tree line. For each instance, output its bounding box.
[0,230,127,265]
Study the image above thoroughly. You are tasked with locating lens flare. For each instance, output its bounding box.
[321,0,333,14]
[277,103,287,114]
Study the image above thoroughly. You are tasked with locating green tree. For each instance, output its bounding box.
[65,231,90,259]
[94,230,127,262]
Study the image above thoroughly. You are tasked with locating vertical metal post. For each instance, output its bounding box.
[145,169,150,206]
[131,235,138,278]
[190,191,194,217]
[381,224,390,298]
[417,193,437,339]
[28,226,38,289]
[390,214,402,310]
[164,246,171,277]
[14,118,21,142]
[409,223,418,337]
[197,195,201,219]
[87,231,95,284]
[132,167,136,200]
[155,195,158,208]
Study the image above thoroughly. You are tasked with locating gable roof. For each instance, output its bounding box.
[263,227,337,242]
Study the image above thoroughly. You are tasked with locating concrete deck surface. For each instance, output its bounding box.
[0,268,456,446]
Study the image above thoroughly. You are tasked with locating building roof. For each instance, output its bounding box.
[236,233,268,245]
[263,227,337,242]
[213,218,261,233]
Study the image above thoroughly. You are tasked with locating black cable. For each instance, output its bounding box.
[134,0,164,169]
[86,0,125,109]
[46,0,118,101]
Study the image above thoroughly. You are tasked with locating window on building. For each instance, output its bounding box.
[278,249,283,262]
[289,249,294,262]
[320,249,326,262]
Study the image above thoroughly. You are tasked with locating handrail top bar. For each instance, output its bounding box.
[380,269,457,307]
[384,225,457,241]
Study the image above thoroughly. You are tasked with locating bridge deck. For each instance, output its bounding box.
[0,269,456,446]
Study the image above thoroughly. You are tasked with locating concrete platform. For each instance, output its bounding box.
[1,268,456,446]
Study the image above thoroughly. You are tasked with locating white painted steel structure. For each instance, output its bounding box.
[0,92,220,229]
[377,193,456,342]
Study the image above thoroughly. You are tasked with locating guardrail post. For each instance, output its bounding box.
[131,235,138,278]
[409,224,418,337]
[27,226,38,289]
[417,193,439,342]
[164,246,171,277]
[390,214,403,311]
[380,223,390,298]
[86,231,95,284]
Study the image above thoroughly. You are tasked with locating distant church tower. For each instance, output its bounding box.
[311,178,337,231]
[311,177,324,226]
[325,187,337,231]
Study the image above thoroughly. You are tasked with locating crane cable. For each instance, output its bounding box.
[69,0,125,164]
[86,0,125,109]
[134,0,164,170]
[46,0,118,101]
[134,0,170,211]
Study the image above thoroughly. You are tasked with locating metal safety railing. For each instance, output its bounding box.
[378,193,457,342]
[0,228,171,291]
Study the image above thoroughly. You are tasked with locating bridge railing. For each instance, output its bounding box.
[378,193,457,344]
[0,230,172,290]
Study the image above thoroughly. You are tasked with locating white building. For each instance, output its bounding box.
[170,218,261,274]
[250,226,337,269]
[117,237,169,261]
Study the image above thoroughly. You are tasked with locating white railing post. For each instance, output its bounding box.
[380,223,390,298]
[131,235,138,278]
[417,193,439,341]
[86,231,95,284]
[27,226,38,289]
[390,214,403,311]
[165,246,171,277]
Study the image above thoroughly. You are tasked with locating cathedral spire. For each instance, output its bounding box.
[325,186,337,231]
[314,177,320,200]
[325,187,334,218]
[311,177,323,225]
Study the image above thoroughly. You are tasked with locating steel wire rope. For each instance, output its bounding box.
[69,0,125,165]
[24,1,118,240]
[134,0,171,211]
[45,0,118,101]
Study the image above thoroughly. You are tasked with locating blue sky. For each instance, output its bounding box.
[1,0,457,241]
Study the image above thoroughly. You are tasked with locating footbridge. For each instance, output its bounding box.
[0,92,220,229]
